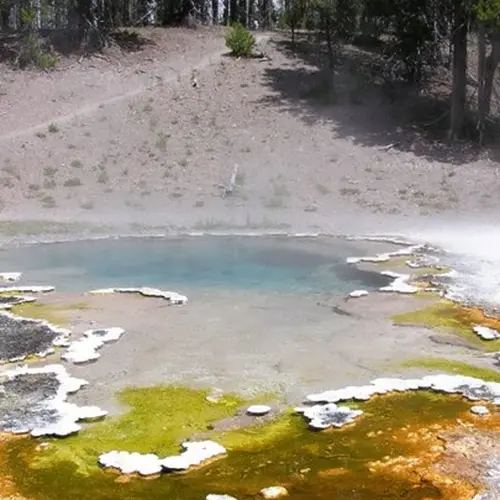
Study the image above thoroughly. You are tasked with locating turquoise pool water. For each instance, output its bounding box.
[0,236,390,294]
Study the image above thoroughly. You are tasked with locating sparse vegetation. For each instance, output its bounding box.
[97,170,109,184]
[43,167,57,177]
[48,123,59,134]
[155,132,169,152]
[2,165,21,180]
[71,160,83,168]
[43,178,57,190]
[80,201,95,210]
[316,183,331,195]
[0,177,15,188]
[340,187,361,196]
[235,171,246,186]
[63,178,82,187]
[40,195,56,208]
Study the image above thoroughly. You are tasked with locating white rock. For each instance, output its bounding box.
[260,486,289,499]
[473,325,500,341]
[206,495,237,500]
[62,327,125,364]
[31,421,81,437]
[405,256,440,269]
[348,290,369,298]
[379,271,419,294]
[0,285,54,293]
[161,440,226,471]
[346,245,422,265]
[99,451,163,475]
[246,405,271,416]
[88,287,187,305]
[471,405,490,416]
[76,405,108,420]
[0,272,22,282]
[300,403,363,429]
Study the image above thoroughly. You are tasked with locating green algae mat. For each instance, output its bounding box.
[1,383,488,500]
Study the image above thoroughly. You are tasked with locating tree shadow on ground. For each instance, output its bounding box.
[259,36,494,166]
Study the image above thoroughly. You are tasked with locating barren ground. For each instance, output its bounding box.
[1,27,499,238]
[25,289,491,415]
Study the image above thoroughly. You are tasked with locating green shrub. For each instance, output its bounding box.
[16,34,59,70]
[225,23,256,58]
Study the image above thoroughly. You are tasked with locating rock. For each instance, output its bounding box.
[379,271,419,294]
[160,440,226,471]
[471,405,490,416]
[473,325,500,341]
[346,244,422,265]
[260,486,288,499]
[348,290,369,298]
[99,451,162,475]
[0,285,54,293]
[88,286,187,305]
[62,327,125,364]
[0,364,106,437]
[246,405,271,416]
[296,403,363,430]
[206,495,237,500]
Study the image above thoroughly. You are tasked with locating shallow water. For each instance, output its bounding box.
[0,236,391,294]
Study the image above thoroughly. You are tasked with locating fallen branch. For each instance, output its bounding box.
[216,164,239,198]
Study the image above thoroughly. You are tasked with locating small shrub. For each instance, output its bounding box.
[43,166,57,177]
[97,170,109,184]
[40,195,56,208]
[225,24,255,58]
[43,178,56,190]
[16,33,59,70]
[80,201,94,210]
[155,132,169,152]
[63,177,82,187]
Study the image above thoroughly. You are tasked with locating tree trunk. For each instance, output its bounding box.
[211,0,218,24]
[238,0,247,26]
[1,7,10,30]
[229,0,238,23]
[483,38,500,117]
[248,0,255,28]
[261,0,270,28]
[321,9,335,88]
[477,23,487,144]
[448,1,467,141]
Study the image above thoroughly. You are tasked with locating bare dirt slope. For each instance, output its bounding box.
[1,27,499,236]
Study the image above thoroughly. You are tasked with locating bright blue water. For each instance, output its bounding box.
[0,236,390,294]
